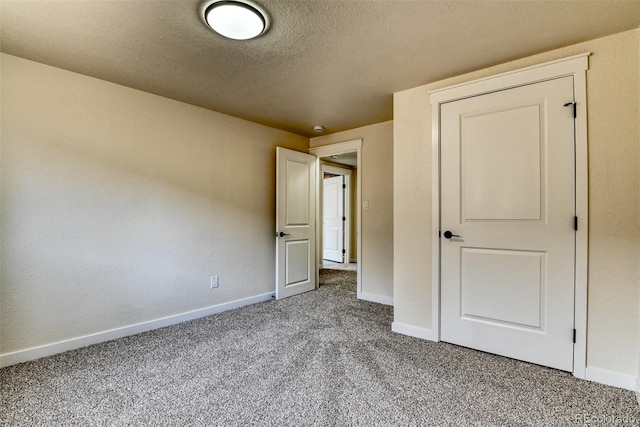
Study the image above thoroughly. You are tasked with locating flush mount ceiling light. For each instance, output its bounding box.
[201,0,270,40]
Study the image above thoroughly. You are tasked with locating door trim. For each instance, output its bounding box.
[310,139,362,298]
[429,53,589,379]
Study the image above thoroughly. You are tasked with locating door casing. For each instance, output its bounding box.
[429,53,589,379]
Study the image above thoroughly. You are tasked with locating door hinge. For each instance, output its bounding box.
[564,102,577,118]
[342,249,346,254]
[573,329,577,343]
[342,216,346,221]
[574,216,578,231]
[342,184,346,189]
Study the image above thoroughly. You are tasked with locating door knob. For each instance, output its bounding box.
[275,231,290,238]
[443,231,460,239]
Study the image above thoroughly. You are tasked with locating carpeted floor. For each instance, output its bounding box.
[322,260,357,271]
[1,269,639,426]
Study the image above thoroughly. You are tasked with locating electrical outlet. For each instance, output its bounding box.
[210,275,219,289]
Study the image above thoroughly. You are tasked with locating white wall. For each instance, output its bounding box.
[311,121,393,303]
[0,54,309,361]
[394,29,640,386]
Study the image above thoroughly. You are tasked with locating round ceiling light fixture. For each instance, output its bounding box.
[201,0,270,40]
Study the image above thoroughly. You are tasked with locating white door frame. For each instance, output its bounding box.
[321,164,352,265]
[429,53,590,379]
[310,139,362,297]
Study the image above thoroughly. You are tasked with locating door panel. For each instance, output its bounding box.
[276,147,316,299]
[323,175,344,262]
[440,77,575,371]
[461,248,545,329]
[284,240,310,285]
[285,160,311,226]
[462,104,542,221]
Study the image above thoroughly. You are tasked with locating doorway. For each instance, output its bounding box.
[322,163,353,267]
[309,140,362,297]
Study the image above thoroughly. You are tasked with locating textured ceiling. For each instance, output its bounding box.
[1,1,639,137]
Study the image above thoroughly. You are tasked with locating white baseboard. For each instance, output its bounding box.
[0,292,275,368]
[391,322,438,342]
[585,366,638,392]
[358,292,393,306]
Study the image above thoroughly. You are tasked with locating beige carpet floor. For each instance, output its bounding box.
[1,269,639,426]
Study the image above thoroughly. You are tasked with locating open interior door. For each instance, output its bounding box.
[323,175,345,263]
[275,147,317,299]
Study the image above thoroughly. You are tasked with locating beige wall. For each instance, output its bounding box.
[394,29,640,379]
[0,54,309,355]
[311,121,393,302]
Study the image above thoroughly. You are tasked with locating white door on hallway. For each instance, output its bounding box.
[275,147,316,299]
[440,77,576,371]
[323,175,345,263]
